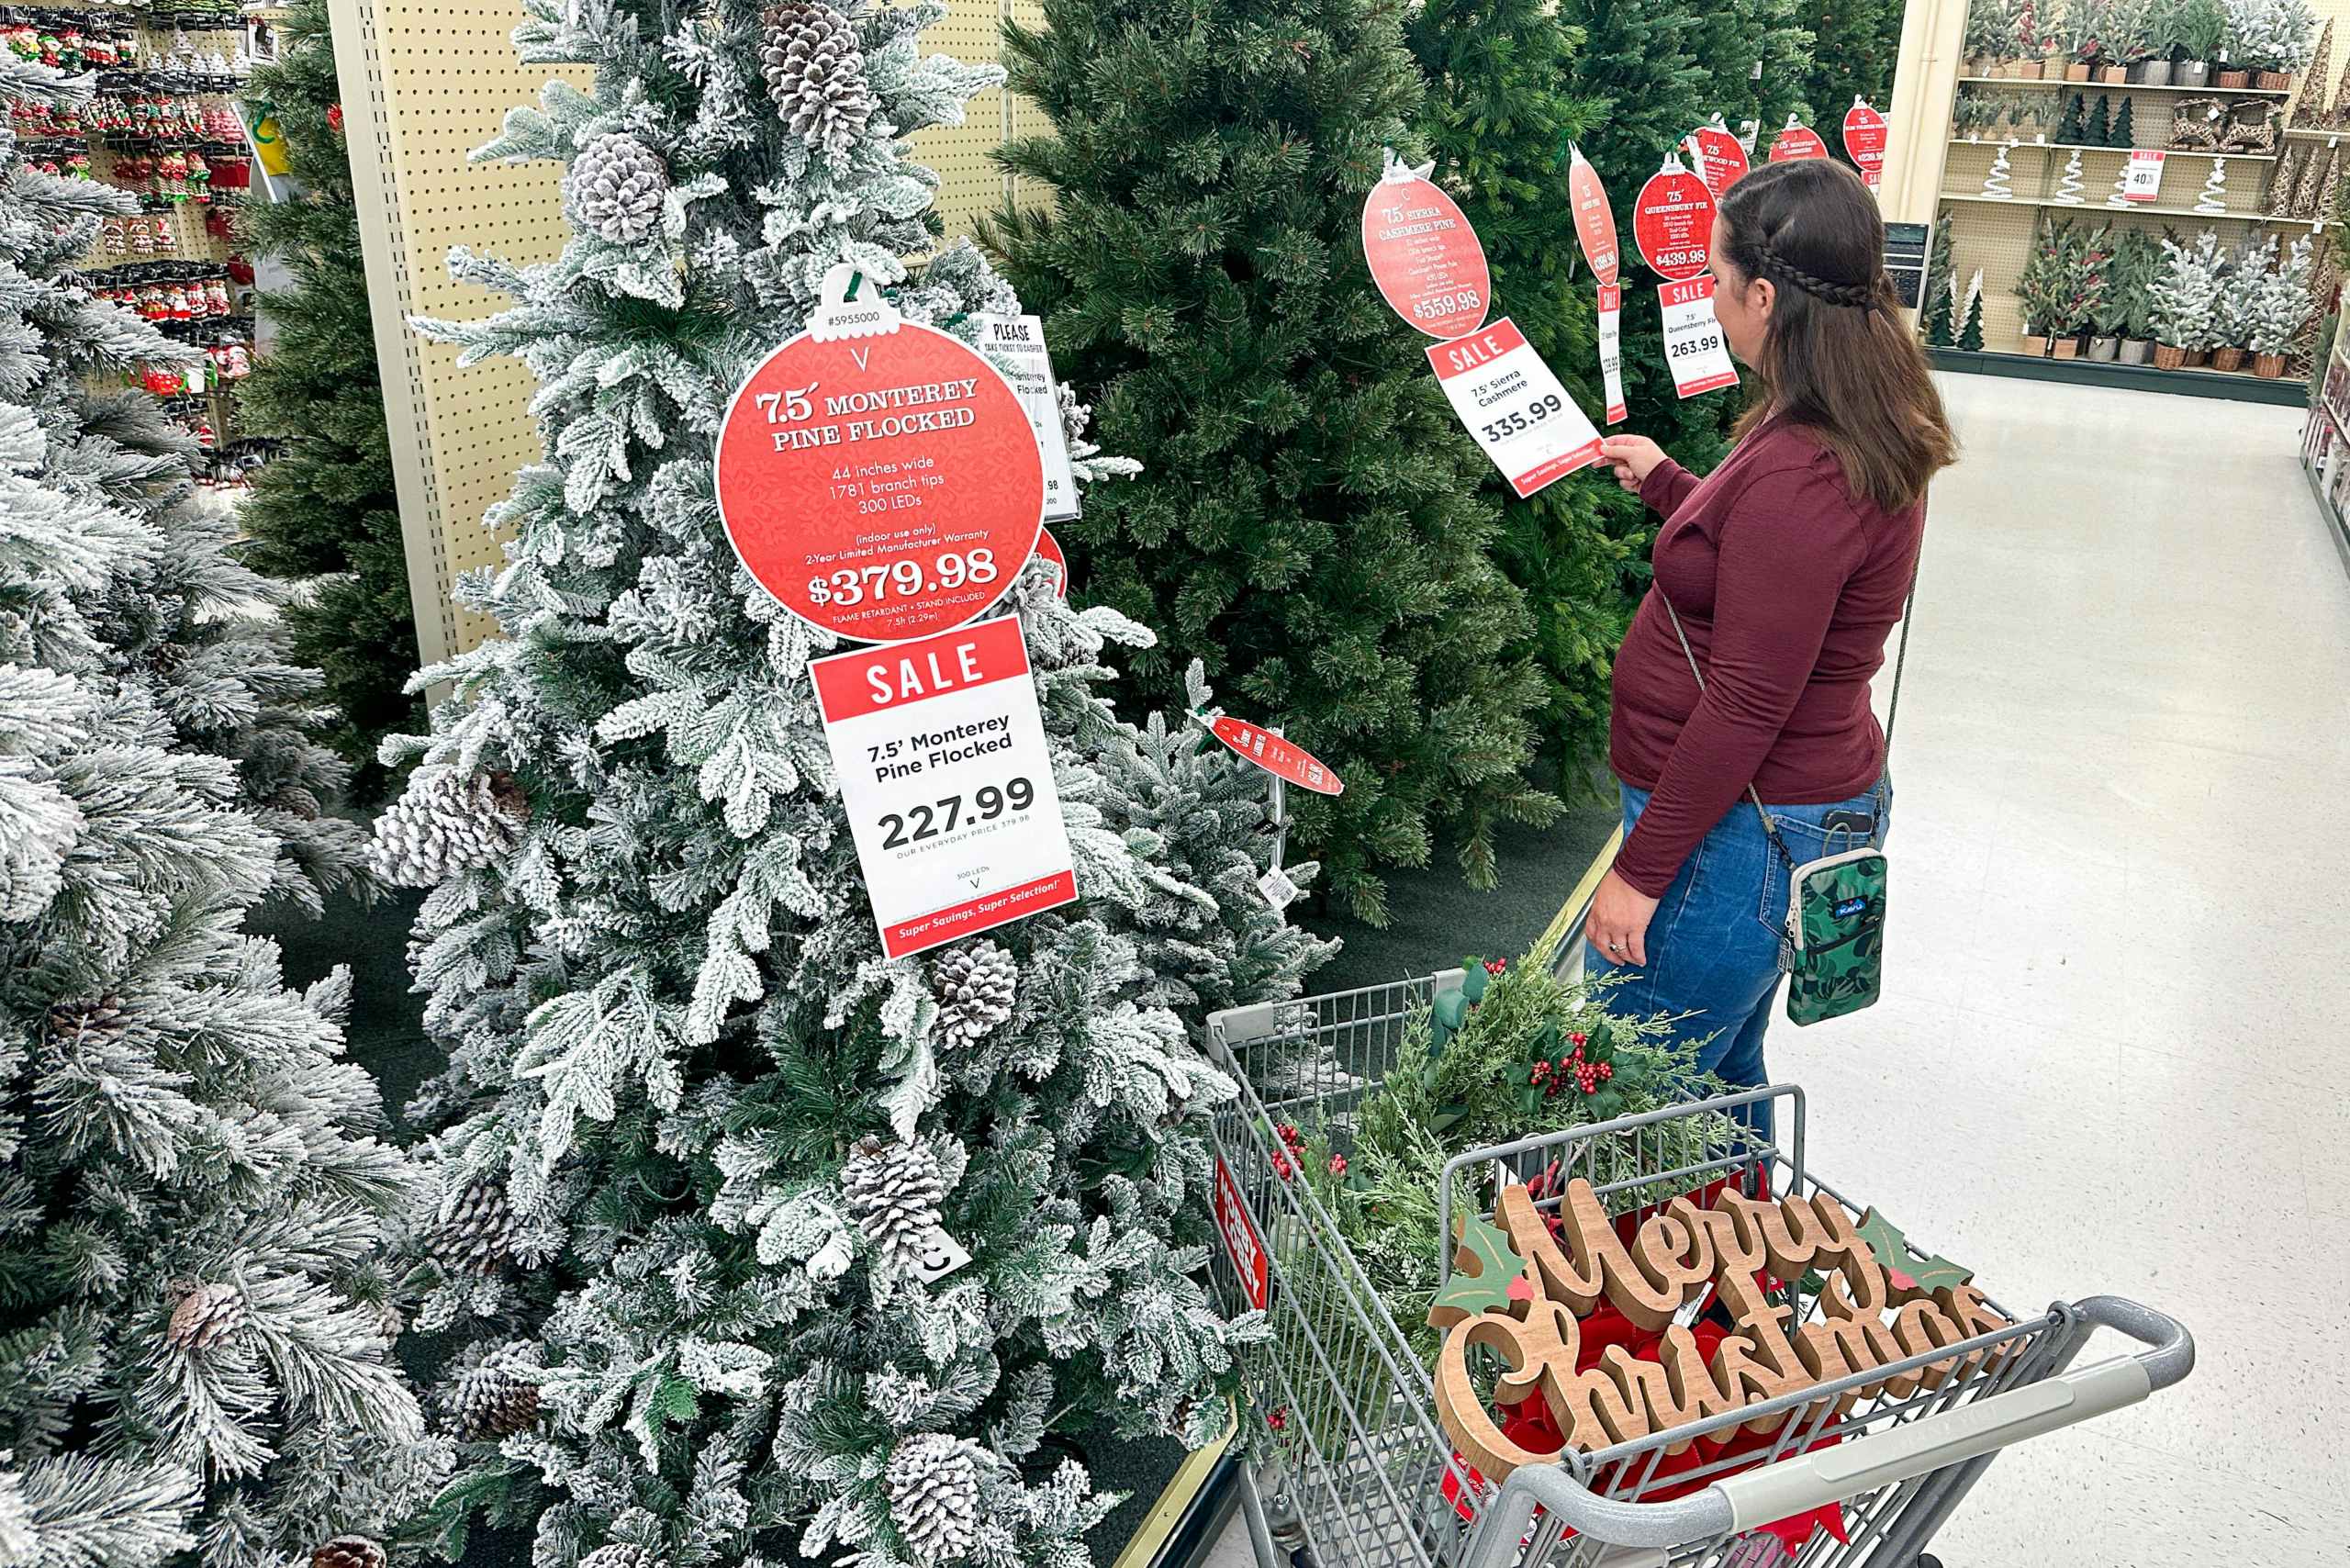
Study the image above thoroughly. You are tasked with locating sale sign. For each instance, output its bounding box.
[979,313,1080,523]
[809,616,1076,958]
[1032,526,1069,598]
[2121,149,2166,201]
[1597,283,1627,426]
[1684,122,1751,197]
[1768,117,1829,162]
[1632,159,1718,281]
[716,291,1045,645]
[1361,160,1492,339]
[1207,716,1343,796]
[1427,319,1605,498]
[1214,1157,1270,1311]
[1659,276,1739,399]
[1842,99,1888,193]
[1567,144,1620,284]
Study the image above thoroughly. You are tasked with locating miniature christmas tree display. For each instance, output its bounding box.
[2057,89,2087,143]
[1985,140,2020,196]
[1925,271,1958,344]
[1958,269,1988,350]
[2055,146,2087,201]
[2109,95,2135,147]
[2196,156,2231,211]
[2087,94,2112,147]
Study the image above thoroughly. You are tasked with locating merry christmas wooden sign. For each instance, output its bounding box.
[1428,1178,2011,1477]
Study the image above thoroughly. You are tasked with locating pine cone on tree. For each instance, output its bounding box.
[45,995,127,1045]
[566,132,668,243]
[931,940,1016,1049]
[310,1538,386,1568]
[430,1179,520,1276]
[369,767,528,887]
[842,1136,945,1270]
[760,3,876,156]
[887,1432,981,1564]
[577,1548,658,1568]
[452,1361,543,1439]
[165,1281,247,1350]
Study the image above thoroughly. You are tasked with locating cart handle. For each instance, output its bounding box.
[1461,1296,2192,1562]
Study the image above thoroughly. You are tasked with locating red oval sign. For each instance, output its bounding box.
[1208,717,1343,796]
[1034,525,1069,599]
[1631,165,1718,282]
[1567,146,1619,286]
[1684,125,1751,197]
[1842,101,1888,191]
[716,324,1045,644]
[1769,121,1830,162]
[1360,175,1493,339]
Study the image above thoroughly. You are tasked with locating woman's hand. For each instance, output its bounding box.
[1586,868,1662,969]
[1599,434,1666,495]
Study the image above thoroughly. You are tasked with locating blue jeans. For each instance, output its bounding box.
[1586,776,1889,1143]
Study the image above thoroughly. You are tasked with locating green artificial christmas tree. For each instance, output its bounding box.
[1919,209,1955,339]
[1403,0,1637,770]
[2109,95,2135,147]
[374,3,1337,1564]
[1957,268,1988,350]
[1924,274,1958,346]
[0,47,434,1568]
[2086,93,2112,148]
[1686,0,1815,143]
[237,0,420,803]
[1796,0,1901,141]
[990,0,1562,916]
[2056,90,2087,144]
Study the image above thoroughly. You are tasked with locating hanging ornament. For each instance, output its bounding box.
[1982,141,2018,199]
[1842,97,1889,191]
[2053,147,2087,203]
[2194,157,2230,214]
[1769,114,1830,162]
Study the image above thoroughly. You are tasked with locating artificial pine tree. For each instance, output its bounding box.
[1796,0,1901,143]
[990,0,1562,915]
[0,47,436,1568]
[235,0,420,803]
[2086,93,2112,147]
[2057,90,2087,143]
[2109,95,2135,147]
[1919,209,1955,339]
[1402,0,1636,771]
[376,5,1337,1564]
[1957,268,1988,349]
[1685,0,1814,147]
[1924,274,1958,345]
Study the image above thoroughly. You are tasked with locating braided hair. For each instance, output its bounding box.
[1716,160,1955,510]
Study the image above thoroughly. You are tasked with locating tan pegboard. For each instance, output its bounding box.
[909,0,1013,237]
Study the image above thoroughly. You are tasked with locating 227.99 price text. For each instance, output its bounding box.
[878,777,1035,848]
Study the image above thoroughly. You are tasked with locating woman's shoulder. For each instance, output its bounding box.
[1743,420,1910,522]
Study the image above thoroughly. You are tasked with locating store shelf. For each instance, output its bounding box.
[1928,344,2311,405]
[1948,137,2281,162]
[1937,191,2328,223]
[2302,454,2350,576]
[1954,74,2292,95]
[2283,125,2350,139]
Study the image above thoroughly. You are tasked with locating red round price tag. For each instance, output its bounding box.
[1631,165,1718,282]
[716,323,1045,644]
[1207,717,1343,796]
[1684,125,1751,197]
[1567,145,1620,286]
[1842,101,1888,190]
[1768,121,1830,162]
[1361,175,1493,339]
[1034,525,1069,599]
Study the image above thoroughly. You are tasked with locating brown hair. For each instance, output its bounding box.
[1717,160,1957,511]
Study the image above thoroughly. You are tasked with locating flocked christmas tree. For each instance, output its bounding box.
[0,46,436,1568]
[236,0,420,803]
[1957,268,1987,350]
[988,0,1563,918]
[370,3,1337,1564]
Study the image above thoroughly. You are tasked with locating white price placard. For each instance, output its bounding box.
[1597,282,1628,426]
[2122,150,2166,202]
[810,617,1077,958]
[1425,317,1604,498]
[979,313,1081,522]
[1658,276,1740,400]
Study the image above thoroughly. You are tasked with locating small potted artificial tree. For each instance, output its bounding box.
[2213,233,2278,368]
[2055,224,2111,356]
[2099,0,2141,77]
[2247,233,2315,374]
[2115,230,2162,362]
[2174,0,2226,83]
[2066,0,2109,77]
[2215,0,2255,85]
[2016,228,2066,354]
[2132,0,2177,79]
[2013,0,2052,73]
[2228,0,2319,90]
[1969,0,2020,73]
[2150,230,2225,364]
[2088,268,2131,358]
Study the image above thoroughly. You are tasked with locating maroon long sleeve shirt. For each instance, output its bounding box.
[1608,420,1924,899]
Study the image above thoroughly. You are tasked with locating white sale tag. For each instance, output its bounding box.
[1658,276,1740,399]
[1257,864,1301,914]
[1425,317,1604,498]
[2122,150,2165,202]
[809,617,1078,959]
[979,314,1081,522]
[1597,282,1628,426]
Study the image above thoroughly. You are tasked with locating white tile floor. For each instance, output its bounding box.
[1203,375,2350,1567]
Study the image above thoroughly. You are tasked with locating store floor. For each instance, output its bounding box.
[1204,375,2350,1567]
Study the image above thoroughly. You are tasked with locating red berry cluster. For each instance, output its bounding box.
[1272,1122,1305,1181]
[1483,958,1508,976]
[1267,1406,1289,1431]
[1327,1154,1348,1177]
[1529,1032,1614,1098]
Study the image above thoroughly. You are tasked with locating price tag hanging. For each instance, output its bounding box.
[1566,144,1620,285]
[1684,117,1751,197]
[1360,149,1493,340]
[1769,115,1830,162]
[1842,98,1889,193]
[979,313,1082,523]
[1426,319,1606,497]
[1631,153,1718,282]
[1658,275,1739,400]
[1597,282,1628,426]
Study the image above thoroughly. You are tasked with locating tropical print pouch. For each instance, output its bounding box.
[1784,847,1888,1026]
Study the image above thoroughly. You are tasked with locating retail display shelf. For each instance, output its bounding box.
[2283,125,2350,139]
[1953,74,2292,95]
[1937,191,2329,222]
[1929,344,2313,404]
[1948,138,2281,162]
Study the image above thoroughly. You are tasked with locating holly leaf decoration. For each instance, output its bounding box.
[1428,1210,1530,1327]
[1855,1207,1974,1295]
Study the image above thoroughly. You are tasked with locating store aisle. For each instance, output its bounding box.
[1786,374,2350,1564]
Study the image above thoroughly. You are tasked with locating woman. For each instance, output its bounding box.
[1588,159,1956,1134]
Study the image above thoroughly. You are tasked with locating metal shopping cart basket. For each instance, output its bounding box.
[1202,969,2192,1568]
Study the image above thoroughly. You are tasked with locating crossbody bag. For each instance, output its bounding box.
[1659,578,1914,1026]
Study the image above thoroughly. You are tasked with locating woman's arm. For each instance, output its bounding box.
[1611,467,1865,900]
[1640,459,1701,518]
[1600,434,1701,517]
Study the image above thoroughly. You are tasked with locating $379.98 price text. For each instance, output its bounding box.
[876,777,1036,849]
[809,548,1001,608]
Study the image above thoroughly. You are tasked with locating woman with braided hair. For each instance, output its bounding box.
[1585,158,1956,1134]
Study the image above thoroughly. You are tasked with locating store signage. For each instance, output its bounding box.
[1361,162,1493,339]
[1427,319,1606,498]
[2122,149,2166,201]
[1631,159,1718,281]
[716,271,1045,644]
[1684,121,1751,196]
[1597,283,1628,425]
[1214,1156,1270,1310]
[1882,221,1929,309]
[1032,525,1069,599]
[979,313,1081,523]
[1842,99,1888,193]
[1428,1178,2012,1480]
[1567,144,1620,284]
[808,616,1076,958]
[1207,716,1344,795]
[1768,118,1830,162]
[1659,276,1739,398]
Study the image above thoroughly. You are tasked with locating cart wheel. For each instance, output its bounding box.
[1917,1558,1943,1568]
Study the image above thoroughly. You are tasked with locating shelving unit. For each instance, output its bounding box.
[2300,325,2350,572]
[1953,73,2291,94]
[1939,189,2330,221]
[1948,137,2280,161]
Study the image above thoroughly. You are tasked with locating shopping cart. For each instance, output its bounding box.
[1202,970,2193,1568]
